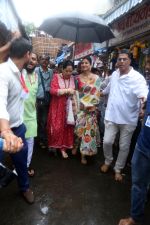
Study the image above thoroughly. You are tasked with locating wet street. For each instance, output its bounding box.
[0,146,150,225]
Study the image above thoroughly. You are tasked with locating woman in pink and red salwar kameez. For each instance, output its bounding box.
[47,60,76,158]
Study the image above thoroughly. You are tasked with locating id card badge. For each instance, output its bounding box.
[145,116,150,128]
[20,89,29,100]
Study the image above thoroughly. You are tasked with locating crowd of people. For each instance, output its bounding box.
[0,22,150,225]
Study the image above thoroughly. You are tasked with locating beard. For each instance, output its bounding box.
[24,64,36,74]
[26,67,36,74]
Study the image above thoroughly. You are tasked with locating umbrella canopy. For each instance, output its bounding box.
[39,12,114,43]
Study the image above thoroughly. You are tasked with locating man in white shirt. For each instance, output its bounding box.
[100,49,148,181]
[0,37,34,203]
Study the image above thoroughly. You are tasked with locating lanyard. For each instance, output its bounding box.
[20,74,29,93]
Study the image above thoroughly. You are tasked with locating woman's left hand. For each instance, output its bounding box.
[68,88,75,95]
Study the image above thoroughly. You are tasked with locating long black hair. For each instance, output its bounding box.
[82,56,92,65]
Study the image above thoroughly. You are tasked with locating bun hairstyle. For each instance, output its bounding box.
[62,60,74,69]
[82,56,92,65]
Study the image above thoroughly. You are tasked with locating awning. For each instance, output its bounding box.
[104,0,143,25]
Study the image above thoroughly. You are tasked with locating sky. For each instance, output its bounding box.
[12,0,109,26]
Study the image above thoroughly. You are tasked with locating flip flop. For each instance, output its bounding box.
[61,151,68,159]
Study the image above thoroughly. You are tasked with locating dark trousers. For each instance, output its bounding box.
[131,145,150,222]
[0,149,3,162]
[37,100,49,144]
[10,124,29,192]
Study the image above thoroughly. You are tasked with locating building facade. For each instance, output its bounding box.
[31,31,71,58]
[102,0,150,72]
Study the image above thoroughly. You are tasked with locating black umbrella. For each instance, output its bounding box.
[39,12,114,43]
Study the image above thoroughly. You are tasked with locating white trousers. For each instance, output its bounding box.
[26,137,34,168]
[103,120,136,173]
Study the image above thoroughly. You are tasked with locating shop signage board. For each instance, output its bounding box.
[74,43,93,59]
[109,3,150,46]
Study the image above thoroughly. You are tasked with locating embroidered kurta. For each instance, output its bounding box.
[47,73,75,149]
[23,72,38,138]
[75,75,101,155]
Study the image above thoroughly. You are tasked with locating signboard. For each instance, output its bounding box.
[74,43,93,59]
[109,3,150,46]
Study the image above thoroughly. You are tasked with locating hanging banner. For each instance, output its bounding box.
[74,43,93,59]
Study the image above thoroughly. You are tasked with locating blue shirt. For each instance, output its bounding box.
[137,86,150,158]
[36,66,53,99]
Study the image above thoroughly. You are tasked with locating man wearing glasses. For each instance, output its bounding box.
[100,49,148,181]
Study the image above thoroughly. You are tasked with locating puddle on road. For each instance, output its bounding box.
[40,205,49,215]
[39,193,53,215]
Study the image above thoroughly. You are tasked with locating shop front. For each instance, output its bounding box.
[105,1,150,72]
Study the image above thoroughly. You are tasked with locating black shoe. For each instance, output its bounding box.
[0,165,17,188]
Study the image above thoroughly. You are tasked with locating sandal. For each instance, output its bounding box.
[41,144,47,149]
[72,148,77,155]
[81,155,87,165]
[28,168,35,177]
[61,151,68,159]
[39,142,47,149]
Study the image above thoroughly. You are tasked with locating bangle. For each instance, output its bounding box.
[58,90,61,96]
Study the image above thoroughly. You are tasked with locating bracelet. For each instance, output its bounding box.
[1,129,13,137]
[57,90,61,96]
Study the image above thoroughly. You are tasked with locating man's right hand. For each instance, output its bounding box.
[11,31,21,41]
[2,132,23,153]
